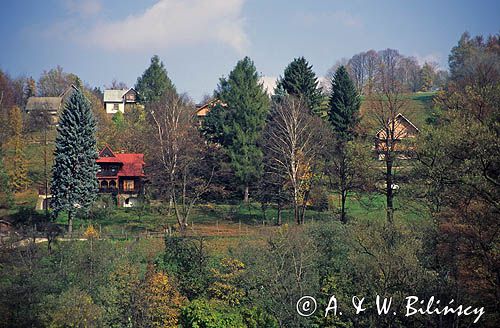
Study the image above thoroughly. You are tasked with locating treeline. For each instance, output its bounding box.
[326,48,448,94]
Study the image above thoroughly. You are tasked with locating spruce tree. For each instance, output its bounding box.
[135,55,176,103]
[328,66,361,142]
[328,66,361,223]
[208,57,269,202]
[276,57,324,115]
[51,89,99,234]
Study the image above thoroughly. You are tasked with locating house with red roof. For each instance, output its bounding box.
[96,145,145,207]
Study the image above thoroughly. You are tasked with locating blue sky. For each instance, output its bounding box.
[1,0,498,101]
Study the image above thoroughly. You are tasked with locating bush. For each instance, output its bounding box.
[180,299,246,328]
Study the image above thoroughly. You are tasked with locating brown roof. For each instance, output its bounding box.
[25,97,62,112]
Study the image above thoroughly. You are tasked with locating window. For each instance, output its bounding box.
[113,103,119,111]
[123,180,135,191]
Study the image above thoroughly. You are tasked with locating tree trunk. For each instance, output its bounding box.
[68,211,73,236]
[243,185,249,203]
[341,190,347,223]
[386,153,394,224]
[277,187,282,226]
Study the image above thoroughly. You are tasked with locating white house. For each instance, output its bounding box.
[103,88,139,114]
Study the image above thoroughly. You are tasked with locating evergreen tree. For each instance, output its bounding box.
[207,57,269,202]
[7,106,30,192]
[51,89,99,234]
[328,66,361,142]
[276,57,324,115]
[135,55,176,103]
[327,66,361,223]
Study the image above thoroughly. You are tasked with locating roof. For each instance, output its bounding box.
[375,113,419,138]
[103,88,137,103]
[116,153,145,177]
[25,97,62,111]
[96,146,145,177]
[195,99,226,117]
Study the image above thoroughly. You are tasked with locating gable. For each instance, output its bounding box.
[123,88,137,102]
[376,113,419,139]
[99,145,116,158]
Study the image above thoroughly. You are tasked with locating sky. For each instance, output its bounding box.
[0,0,498,101]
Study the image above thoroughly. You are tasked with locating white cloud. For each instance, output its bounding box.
[259,76,277,95]
[86,0,248,53]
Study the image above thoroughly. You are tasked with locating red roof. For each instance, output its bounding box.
[97,146,145,177]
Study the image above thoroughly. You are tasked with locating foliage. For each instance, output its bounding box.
[51,89,99,233]
[135,264,185,328]
[276,57,324,116]
[328,66,361,142]
[5,106,30,191]
[180,299,246,328]
[205,57,269,201]
[42,286,103,328]
[111,111,125,130]
[208,257,245,305]
[135,55,176,103]
[0,152,13,208]
[37,65,79,97]
[163,236,210,299]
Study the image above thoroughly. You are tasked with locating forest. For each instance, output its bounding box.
[0,31,498,327]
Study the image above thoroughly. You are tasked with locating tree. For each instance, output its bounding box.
[264,96,323,224]
[135,265,185,328]
[0,151,13,208]
[51,89,99,234]
[148,91,213,229]
[347,52,367,93]
[205,57,269,202]
[327,66,364,222]
[43,287,103,328]
[106,79,128,90]
[37,66,79,96]
[111,111,125,130]
[420,62,437,91]
[276,57,324,116]
[367,55,410,224]
[413,32,499,326]
[135,55,176,104]
[6,106,30,192]
[24,76,36,100]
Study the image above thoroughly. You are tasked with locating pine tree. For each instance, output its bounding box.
[328,66,361,142]
[51,89,98,234]
[276,57,324,115]
[207,57,269,202]
[7,106,30,192]
[328,66,361,223]
[135,55,176,103]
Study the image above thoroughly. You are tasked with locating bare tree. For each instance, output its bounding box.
[348,52,367,93]
[148,91,213,230]
[106,79,128,90]
[367,59,410,224]
[264,96,325,224]
[364,50,379,95]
